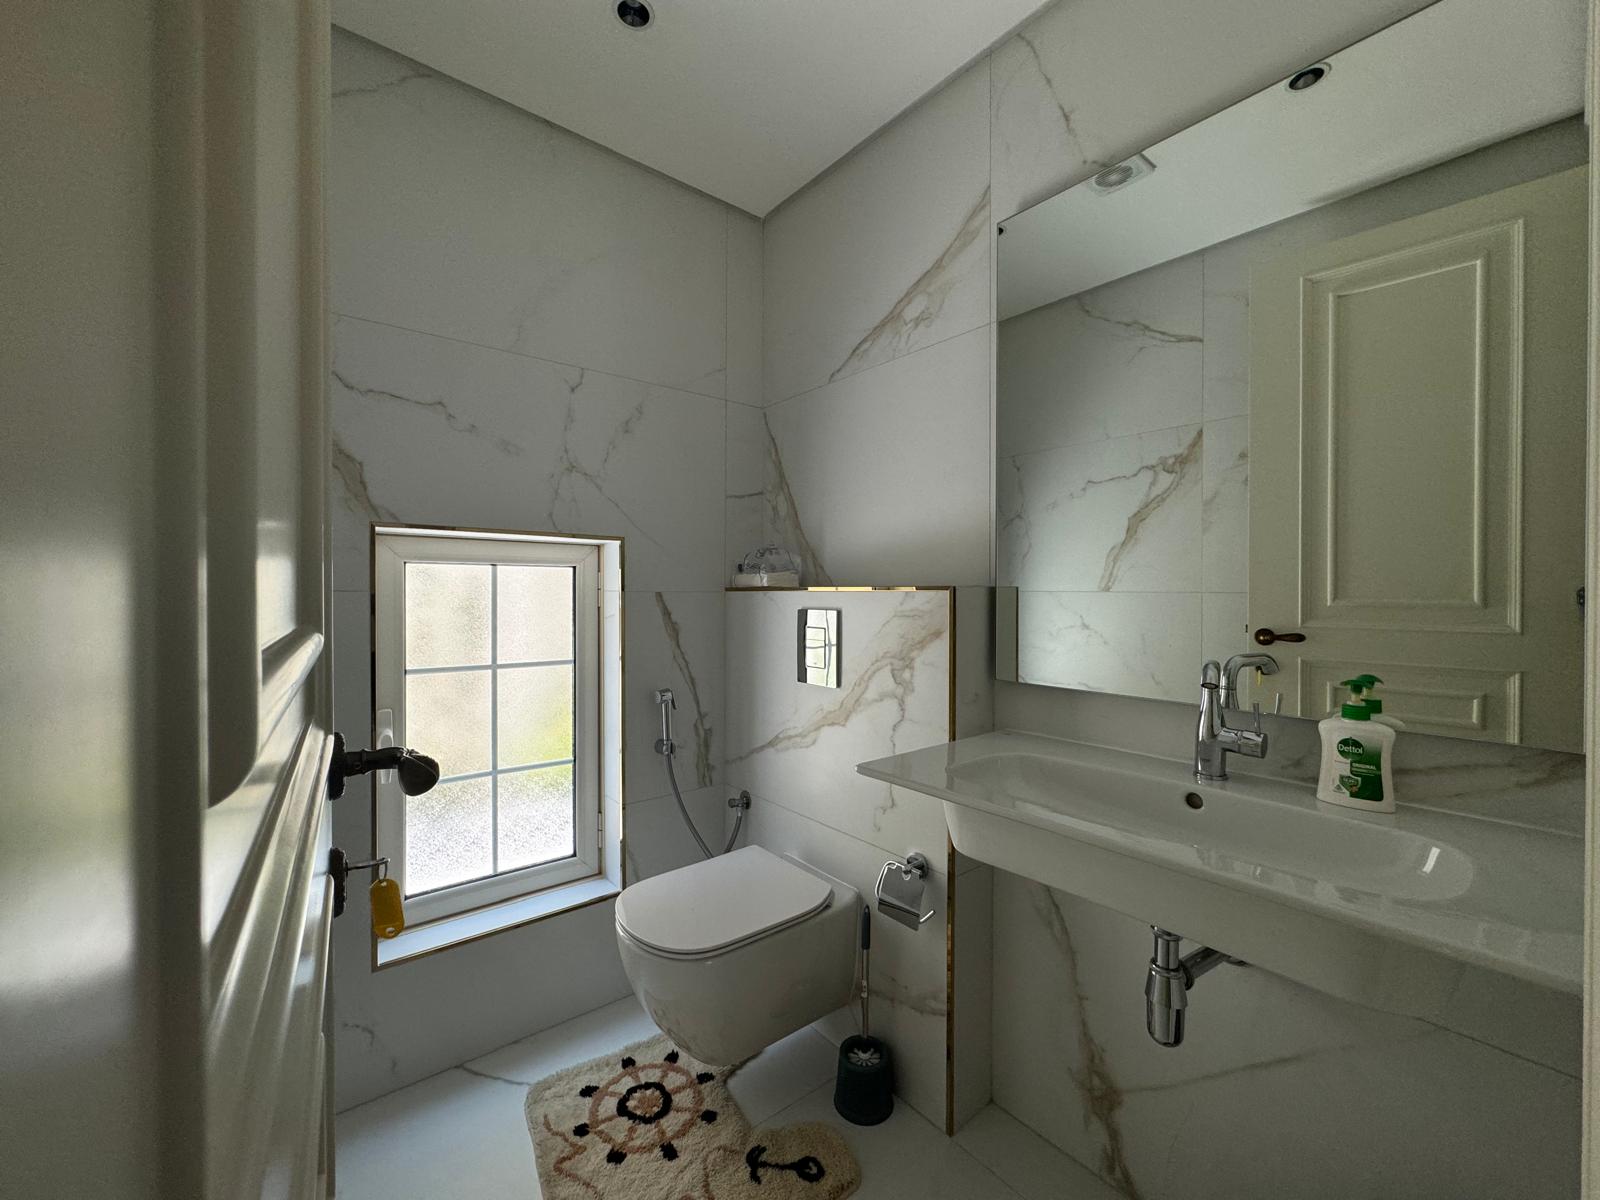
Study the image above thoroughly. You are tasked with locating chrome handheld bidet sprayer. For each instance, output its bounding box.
[653,687,676,755]
[655,687,748,858]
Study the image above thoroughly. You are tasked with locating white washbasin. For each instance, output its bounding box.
[858,731,1580,1009]
[946,751,1476,902]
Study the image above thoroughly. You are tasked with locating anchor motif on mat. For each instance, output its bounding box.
[744,1142,826,1185]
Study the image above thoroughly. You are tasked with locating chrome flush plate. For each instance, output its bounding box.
[797,608,840,688]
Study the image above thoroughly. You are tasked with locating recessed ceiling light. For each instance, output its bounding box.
[1286,62,1331,91]
[615,0,652,29]
[1091,153,1156,196]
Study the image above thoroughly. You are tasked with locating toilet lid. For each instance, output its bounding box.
[616,845,833,956]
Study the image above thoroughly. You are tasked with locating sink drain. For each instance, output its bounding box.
[1184,792,1204,810]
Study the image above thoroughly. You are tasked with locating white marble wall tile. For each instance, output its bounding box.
[335,896,631,1112]
[764,327,992,587]
[1433,965,1583,1076]
[1200,416,1248,593]
[622,786,729,884]
[1015,591,1200,702]
[726,210,764,407]
[1000,424,1202,594]
[327,27,751,1110]
[329,316,725,594]
[953,587,996,744]
[1200,592,1251,672]
[988,0,1438,221]
[330,30,726,398]
[1132,1021,1577,1198]
[1200,242,1251,421]
[724,400,770,578]
[997,257,1203,460]
[764,60,991,404]
[624,591,724,801]
[724,590,953,860]
[990,875,1579,1199]
[738,797,951,1130]
[950,863,994,1130]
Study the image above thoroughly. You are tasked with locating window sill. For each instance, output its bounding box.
[374,875,620,968]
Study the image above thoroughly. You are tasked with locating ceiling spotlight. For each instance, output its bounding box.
[1286,62,1331,92]
[615,0,652,29]
[1090,153,1156,196]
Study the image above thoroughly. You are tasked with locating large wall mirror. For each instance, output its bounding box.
[995,0,1588,752]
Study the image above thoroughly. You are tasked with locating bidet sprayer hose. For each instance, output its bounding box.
[657,688,745,856]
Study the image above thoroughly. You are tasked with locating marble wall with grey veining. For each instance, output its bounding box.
[751,0,1439,590]
[996,118,1587,704]
[723,589,995,1132]
[754,0,1582,1193]
[327,28,760,1111]
[996,252,1231,700]
[994,875,1579,1200]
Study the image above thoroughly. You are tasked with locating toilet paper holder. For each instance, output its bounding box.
[874,851,935,930]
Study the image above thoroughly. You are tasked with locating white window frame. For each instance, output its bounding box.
[373,529,602,926]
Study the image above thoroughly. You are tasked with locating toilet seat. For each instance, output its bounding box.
[615,845,833,958]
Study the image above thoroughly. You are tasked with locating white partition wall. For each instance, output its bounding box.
[723,587,993,1132]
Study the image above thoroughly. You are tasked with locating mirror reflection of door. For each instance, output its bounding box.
[992,0,1588,753]
[1250,168,1586,750]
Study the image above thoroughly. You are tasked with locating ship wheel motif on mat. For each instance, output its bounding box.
[570,1049,720,1164]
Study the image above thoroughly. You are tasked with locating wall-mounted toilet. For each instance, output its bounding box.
[615,845,860,1065]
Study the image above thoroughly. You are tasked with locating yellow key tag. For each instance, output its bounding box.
[370,875,405,940]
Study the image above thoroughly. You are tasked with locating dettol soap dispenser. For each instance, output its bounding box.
[1316,677,1396,813]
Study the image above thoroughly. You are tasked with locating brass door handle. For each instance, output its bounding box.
[1252,627,1306,646]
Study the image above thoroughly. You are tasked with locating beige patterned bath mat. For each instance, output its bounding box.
[525,1034,859,1199]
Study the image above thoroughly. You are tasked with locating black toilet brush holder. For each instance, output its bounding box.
[833,1033,894,1125]
[834,907,894,1125]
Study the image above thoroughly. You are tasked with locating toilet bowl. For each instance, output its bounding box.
[615,845,860,1066]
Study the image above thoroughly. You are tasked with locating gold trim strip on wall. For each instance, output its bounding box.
[945,588,958,1136]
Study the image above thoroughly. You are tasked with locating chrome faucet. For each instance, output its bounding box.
[1220,652,1278,711]
[1194,660,1268,782]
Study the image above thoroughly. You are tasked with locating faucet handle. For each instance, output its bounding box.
[1250,702,1263,735]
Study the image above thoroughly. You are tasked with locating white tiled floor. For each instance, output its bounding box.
[334,997,1119,1200]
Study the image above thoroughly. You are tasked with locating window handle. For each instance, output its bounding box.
[375,708,396,786]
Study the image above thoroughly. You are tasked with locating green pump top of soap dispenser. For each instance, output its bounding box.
[1352,674,1387,715]
[1338,675,1380,721]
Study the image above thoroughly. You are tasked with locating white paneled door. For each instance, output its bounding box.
[1250,167,1588,751]
[3,1,336,1196]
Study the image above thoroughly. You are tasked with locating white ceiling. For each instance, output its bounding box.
[331,0,1054,216]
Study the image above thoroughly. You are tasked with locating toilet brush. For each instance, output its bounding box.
[833,905,894,1125]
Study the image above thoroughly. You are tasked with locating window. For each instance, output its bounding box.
[373,529,603,925]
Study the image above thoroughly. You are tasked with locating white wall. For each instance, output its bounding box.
[327,28,760,1110]
[755,0,1584,1194]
